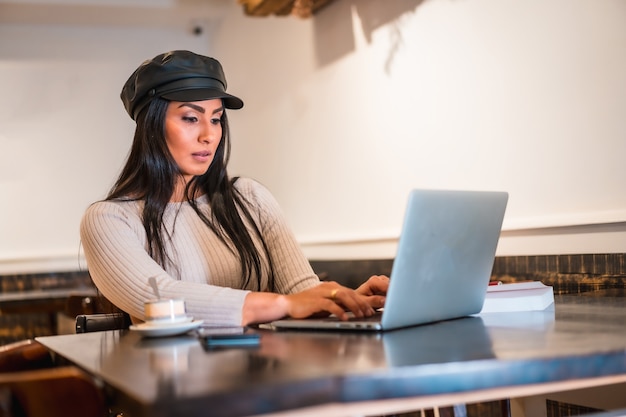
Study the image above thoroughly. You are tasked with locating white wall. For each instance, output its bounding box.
[0,0,226,272]
[216,0,626,259]
[1,0,625,273]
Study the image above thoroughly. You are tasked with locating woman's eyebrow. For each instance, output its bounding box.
[178,103,205,113]
[177,103,224,115]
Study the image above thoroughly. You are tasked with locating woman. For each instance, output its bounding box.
[80,50,388,326]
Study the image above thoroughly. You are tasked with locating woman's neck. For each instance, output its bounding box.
[170,176,205,202]
[170,176,190,202]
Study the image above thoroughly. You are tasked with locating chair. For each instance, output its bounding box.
[66,292,131,334]
[0,366,105,417]
[75,313,131,333]
[0,339,105,417]
[0,339,53,373]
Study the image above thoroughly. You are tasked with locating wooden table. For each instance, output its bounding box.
[36,290,626,417]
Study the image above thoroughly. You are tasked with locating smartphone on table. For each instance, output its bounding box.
[198,326,261,350]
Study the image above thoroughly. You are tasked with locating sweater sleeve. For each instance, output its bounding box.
[80,201,249,326]
[236,179,321,294]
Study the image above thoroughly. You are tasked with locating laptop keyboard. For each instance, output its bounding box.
[324,311,383,322]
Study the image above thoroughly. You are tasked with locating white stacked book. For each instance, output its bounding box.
[480,281,555,313]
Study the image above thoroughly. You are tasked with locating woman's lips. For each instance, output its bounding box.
[192,151,212,162]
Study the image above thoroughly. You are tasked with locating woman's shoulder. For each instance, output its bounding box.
[83,199,143,221]
[232,177,283,214]
[233,177,273,200]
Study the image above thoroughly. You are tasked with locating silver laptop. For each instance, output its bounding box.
[268,189,509,332]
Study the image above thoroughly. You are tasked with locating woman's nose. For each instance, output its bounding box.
[200,122,217,143]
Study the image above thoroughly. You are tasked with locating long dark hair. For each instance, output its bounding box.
[107,97,273,291]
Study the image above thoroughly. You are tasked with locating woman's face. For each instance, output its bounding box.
[164,98,223,183]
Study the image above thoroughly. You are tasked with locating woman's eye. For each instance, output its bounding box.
[182,116,198,123]
[210,117,222,125]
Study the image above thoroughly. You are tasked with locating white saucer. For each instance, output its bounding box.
[130,320,203,338]
[143,316,194,327]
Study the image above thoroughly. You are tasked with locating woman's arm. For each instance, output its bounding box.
[241,279,388,325]
[82,184,389,327]
[239,179,321,294]
[80,200,250,325]
[239,180,389,324]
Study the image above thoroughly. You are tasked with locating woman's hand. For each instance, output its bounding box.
[241,278,388,326]
[356,275,389,299]
[282,281,378,321]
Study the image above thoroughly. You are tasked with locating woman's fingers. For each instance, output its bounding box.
[285,293,348,320]
[284,282,380,321]
[356,275,390,296]
[329,286,375,318]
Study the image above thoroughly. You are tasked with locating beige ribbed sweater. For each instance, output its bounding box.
[80,178,320,326]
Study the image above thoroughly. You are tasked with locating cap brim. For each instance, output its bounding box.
[162,88,244,109]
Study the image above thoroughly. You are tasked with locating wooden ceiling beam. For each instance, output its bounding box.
[238,0,334,18]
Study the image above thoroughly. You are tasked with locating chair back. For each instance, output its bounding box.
[75,313,131,333]
[0,340,53,373]
[0,366,105,417]
[0,339,105,417]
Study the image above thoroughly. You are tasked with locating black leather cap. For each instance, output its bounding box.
[121,50,244,121]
